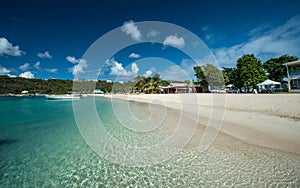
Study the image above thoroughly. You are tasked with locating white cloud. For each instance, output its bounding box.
[163,34,185,48]
[110,61,131,76]
[131,63,139,74]
[34,61,41,69]
[143,67,156,77]
[109,59,139,77]
[146,29,160,38]
[121,20,142,41]
[19,63,30,71]
[66,56,88,78]
[0,65,16,77]
[0,65,11,75]
[158,65,189,81]
[66,56,78,64]
[71,61,87,78]
[214,15,300,67]
[248,24,270,37]
[37,51,52,59]
[45,68,58,73]
[19,71,34,79]
[129,53,141,58]
[0,37,25,56]
[8,74,16,78]
[143,70,152,77]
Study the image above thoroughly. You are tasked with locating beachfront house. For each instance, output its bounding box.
[160,82,196,94]
[284,60,300,92]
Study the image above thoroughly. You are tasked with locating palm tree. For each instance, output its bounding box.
[185,79,191,93]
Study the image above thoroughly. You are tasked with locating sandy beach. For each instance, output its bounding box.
[103,93,300,155]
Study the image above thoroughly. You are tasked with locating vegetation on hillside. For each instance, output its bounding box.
[1,54,298,94]
[0,76,113,94]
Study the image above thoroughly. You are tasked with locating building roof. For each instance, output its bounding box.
[284,60,300,66]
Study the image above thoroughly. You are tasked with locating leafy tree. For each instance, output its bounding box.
[236,54,267,89]
[263,55,298,82]
[133,75,147,92]
[184,79,190,85]
[202,64,224,89]
[133,74,164,93]
[194,64,224,91]
[193,66,208,91]
[222,67,237,86]
[149,74,162,93]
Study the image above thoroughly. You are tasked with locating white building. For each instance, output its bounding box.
[284,60,300,92]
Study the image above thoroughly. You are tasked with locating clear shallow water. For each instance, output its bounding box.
[0,97,299,187]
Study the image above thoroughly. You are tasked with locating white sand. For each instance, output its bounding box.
[102,93,300,155]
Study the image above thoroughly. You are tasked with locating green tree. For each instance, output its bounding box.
[193,66,208,91]
[236,54,267,90]
[184,79,190,85]
[194,64,224,91]
[202,64,224,89]
[150,74,162,93]
[263,55,298,82]
[133,75,146,92]
[222,67,237,86]
[133,74,163,93]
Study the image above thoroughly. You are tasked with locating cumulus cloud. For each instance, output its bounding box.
[0,65,11,75]
[71,61,87,78]
[0,65,16,77]
[19,71,34,79]
[143,70,153,77]
[19,63,30,71]
[143,67,156,77]
[214,15,300,67]
[66,56,87,78]
[34,61,41,69]
[131,63,139,74]
[121,20,142,41]
[109,59,139,77]
[163,34,185,48]
[146,29,160,38]
[0,37,25,56]
[45,68,58,73]
[129,53,141,58]
[66,56,78,64]
[37,51,52,59]
[158,65,189,81]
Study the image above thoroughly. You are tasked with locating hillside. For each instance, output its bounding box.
[0,76,114,94]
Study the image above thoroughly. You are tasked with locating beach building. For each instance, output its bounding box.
[161,82,196,94]
[284,60,300,92]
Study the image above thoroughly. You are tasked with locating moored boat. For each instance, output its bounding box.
[45,94,81,100]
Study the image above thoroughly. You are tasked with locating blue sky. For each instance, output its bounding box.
[0,0,300,81]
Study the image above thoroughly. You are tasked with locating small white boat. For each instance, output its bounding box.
[45,94,81,100]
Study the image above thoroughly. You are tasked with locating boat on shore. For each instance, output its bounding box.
[45,94,81,100]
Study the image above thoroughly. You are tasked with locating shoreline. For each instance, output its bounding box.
[101,93,300,155]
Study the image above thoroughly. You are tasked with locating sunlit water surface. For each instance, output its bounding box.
[0,97,299,187]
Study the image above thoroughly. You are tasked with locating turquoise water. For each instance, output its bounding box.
[0,96,300,187]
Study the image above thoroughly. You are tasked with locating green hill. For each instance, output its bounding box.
[0,76,113,94]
